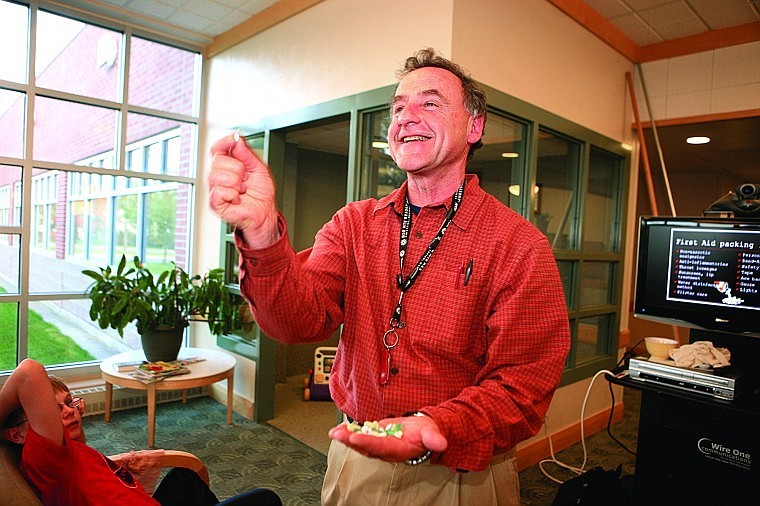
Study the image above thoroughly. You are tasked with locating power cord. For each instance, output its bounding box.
[612,338,644,374]
[604,379,636,456]
[538,365,637,484]
[539,369,609,482]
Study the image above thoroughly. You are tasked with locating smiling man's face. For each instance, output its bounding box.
[388,66,482,177]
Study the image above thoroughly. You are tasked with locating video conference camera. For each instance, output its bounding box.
[706,183,760,217]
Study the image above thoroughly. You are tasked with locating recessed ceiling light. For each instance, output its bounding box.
[372,141,389,149]
[686,136,710,145]
[501,152,519,158]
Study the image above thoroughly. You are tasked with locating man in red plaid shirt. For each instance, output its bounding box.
[209,48,570,506]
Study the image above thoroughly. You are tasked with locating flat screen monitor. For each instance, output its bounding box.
[634,216,760,338]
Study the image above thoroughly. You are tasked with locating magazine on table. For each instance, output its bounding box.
[126,356,205,383]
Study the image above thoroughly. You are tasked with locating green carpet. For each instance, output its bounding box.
[85,397,326,505]
[85,388,640,505]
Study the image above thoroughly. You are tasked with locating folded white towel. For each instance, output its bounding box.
[669,340,731,369]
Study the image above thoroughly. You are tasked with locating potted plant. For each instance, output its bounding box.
[83,255,245,361]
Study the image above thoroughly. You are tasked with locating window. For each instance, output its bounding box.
[31,170,57,252]
[0,1,202,372]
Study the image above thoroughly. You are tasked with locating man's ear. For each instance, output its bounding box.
[467,114,485,144]
[4,426,27,445]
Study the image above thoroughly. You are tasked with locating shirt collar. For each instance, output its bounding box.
[372,174,485,231]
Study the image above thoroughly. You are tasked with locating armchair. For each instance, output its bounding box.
[0,442,209,505]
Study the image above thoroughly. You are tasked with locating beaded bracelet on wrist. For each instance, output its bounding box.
[405,450,432,466]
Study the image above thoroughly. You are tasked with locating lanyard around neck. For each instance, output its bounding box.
[389,180,465,327]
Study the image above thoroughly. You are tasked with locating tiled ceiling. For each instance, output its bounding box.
[66,0,760,48]
[584,0,760,46]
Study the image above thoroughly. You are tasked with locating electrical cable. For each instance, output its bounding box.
[613,338,644,374]
[605,380,636,456]
[538,363,637,483]
[604,338,645,456]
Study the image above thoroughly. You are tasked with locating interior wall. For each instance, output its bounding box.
[203,0,454,136]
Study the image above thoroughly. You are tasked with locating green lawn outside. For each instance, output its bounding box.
[0,300,95,371]
[0,257,175,372]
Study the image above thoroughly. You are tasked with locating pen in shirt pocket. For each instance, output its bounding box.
[456,258,474,288]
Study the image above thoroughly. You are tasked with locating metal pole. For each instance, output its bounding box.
[625,71,659,216]
[636,64,677,216]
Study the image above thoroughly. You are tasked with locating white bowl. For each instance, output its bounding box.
[645,337,679,360]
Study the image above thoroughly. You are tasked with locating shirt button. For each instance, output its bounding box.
[414,231,423,239]
[391,367,398,375]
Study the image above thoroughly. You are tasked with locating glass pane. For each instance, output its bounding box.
[225,242,240,285]
[284,117,349,251]
[584,148,623,252]
[0,234,20,292]
[30,170,58,252]
[30,173,192,293]
[68,199,86,258]
[126,114,195,176]
[469,114,527,210]
[576,314,613,364]
[0,165,22,226]
[64,172,110,265]
[90,196,109,262]
[27,300,100,367]
[0,89,25,158]
[0,2,28,83]
[246,135,265,158]
[36,11,120,102]
[534,130,580,250]
[36,297,138,363]
[376,160,405,198]
[0,301,19,371]
[129,37,199,116]
[143,189,177,265]
[556,260,575,311]
[114,193,138,258]
[580,261,615,306]
[361,110,403,199]
[34,97,117,166]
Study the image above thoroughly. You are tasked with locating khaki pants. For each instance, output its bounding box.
[321,440,520,506]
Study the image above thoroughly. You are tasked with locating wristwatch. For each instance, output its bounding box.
[404,412,432,466]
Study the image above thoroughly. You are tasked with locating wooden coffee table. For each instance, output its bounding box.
[100,347,235,448]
